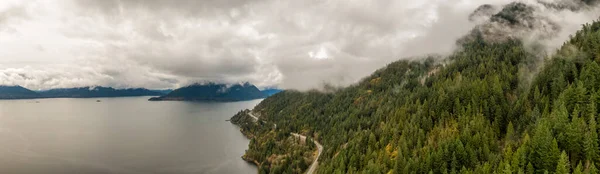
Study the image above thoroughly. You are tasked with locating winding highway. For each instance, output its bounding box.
[248,112,322,174]
[291,133,323,174]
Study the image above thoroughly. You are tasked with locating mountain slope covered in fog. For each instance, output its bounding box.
[231,1,600,173]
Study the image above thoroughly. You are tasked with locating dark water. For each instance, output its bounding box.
[0,97,260,174]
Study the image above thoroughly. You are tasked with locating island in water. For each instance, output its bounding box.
[149,82,279,102]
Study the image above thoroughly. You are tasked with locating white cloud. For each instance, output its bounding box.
[0,0,597,90]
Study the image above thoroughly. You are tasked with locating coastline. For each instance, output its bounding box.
[231,119,262,173]
[230,110,321,174]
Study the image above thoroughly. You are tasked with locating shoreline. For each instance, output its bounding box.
[231,110,322,174]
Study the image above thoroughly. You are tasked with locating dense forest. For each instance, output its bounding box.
[231,1,600,174]
[231,110,317,173]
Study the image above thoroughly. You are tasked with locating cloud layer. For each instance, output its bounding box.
[0,0,597,90]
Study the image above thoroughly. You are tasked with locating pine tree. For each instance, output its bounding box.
[555,151,570,174]
[580,61,600,91]
[530,121,560,172]
[526,162,534,174]
[560,82,587,114]
[554,102,570,143]
[568,106,587,161]
[551,138,561,170]
[394,148,405,174]
[584,97,599,162]
[503,162,513,174]
[575,162,584,174]
[506,122,515,141]
[552,73,567,100]
[589,162,599,174]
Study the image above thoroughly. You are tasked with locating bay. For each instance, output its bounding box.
[0,97,259,174]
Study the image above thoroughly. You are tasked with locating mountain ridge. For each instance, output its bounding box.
[38,86,163,98]
[0,86,163,99]
[149,82,268,102]
[0,85,42,99]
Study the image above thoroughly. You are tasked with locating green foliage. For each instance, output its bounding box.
[530,122,560,172]
[231,110,316,173]
[556,151,570,174]
[232,20,600,173]
[574,162,584,174]
[584,99,599,162]
[589,162,599,174]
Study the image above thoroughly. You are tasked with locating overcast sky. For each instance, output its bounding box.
[0,0,597,90]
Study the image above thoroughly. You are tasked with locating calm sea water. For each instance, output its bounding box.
[0,97,260,174]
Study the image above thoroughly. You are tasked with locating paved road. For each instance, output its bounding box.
[247,112,259,121]
[291,133,323,174]
[248,111,322,174]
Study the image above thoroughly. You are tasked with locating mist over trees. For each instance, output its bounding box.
[231,1,600,173]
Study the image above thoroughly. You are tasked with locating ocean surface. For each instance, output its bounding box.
[0,97,260,174]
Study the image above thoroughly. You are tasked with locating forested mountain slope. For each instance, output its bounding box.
[149,82,266,102]
[232,3,600,174]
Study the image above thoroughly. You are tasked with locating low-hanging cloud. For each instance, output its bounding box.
[0,0,597,91]
[465,0,599,54]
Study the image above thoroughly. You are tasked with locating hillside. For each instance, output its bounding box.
[261,89,283,97]
[38,86,163,98]
[149,82,267,102]
[151,89,174,94]
[0,85,41,99]
[231,3,600,174]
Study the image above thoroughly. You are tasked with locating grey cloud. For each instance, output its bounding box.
[469,4,499,23]
[0,0,598,91]
[463,1,600,54]
[73,0,264,17]
[0,3,30,32]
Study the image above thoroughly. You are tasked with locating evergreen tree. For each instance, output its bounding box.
[584,98,599,162]
[394,148,405,174]
[229,19,600,174]
[530,121,560,172]
[504,163,513,174]
[555,151,570,174]
[589,162,599,174]
[567,107,586,161]
[506,122,515,141]
[580,61,600,91]
[526,162,534,174]
[575,162,584,174]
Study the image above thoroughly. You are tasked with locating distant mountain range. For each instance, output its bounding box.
[0,86,42,99]
[0,83,281,101]
[0,86,164,99]
[149,82,277,102]
[38,87,164,98]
